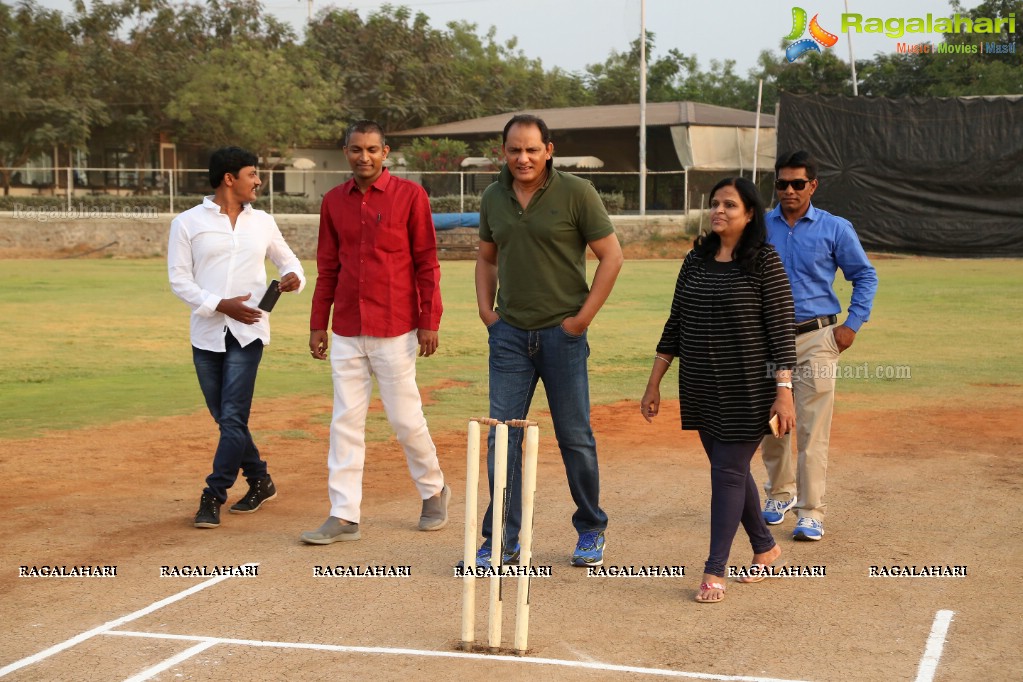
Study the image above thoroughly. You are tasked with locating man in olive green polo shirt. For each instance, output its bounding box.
[473,113,624,568]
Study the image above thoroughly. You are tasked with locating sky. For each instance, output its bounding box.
[34,0,993,76]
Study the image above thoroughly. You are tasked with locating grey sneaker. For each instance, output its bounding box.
[229,475,277,514]
[300,516,361,544]
[194,493,221,528]
[418,484,450,531]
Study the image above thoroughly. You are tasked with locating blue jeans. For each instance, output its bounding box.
[192,331,266,503]
[699,432,776,577]
[481,319,608,547]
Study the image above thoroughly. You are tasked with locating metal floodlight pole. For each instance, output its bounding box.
[638,0,647,217]
[752,79,764,184]
[846,0,859,95]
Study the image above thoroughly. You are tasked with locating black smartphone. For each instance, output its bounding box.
[257,280,282,312]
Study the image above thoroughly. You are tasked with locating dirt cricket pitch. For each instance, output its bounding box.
[2,389,1021,681]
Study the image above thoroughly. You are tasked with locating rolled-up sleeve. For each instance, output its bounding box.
[266,219,306,293]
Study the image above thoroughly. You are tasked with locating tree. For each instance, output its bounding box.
[445,21,592,118]
[0,1,106,194]
[474,136,504,167]
[857,0,1023,97]
[402,137,469,172]
[166,44,340,163]
[584,33,669,105]
[306,6,468,132]
[773,49,854,98]
[75,0,300,190]
[584,34,760,110]
[667,53,761,110]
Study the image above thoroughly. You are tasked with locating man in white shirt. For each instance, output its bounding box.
[168,147,306,529]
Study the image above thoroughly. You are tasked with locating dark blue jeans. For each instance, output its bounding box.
[481,318,608,547]
[192,331,266,503]
[699,432,776,577]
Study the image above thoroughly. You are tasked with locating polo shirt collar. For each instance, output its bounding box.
[498,158,556,189]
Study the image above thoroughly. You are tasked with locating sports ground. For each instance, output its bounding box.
[1,256,1021,681]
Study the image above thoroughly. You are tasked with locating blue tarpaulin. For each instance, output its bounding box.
[432,213,480,229]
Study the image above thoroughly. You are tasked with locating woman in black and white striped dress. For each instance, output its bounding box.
[641,177,797,604]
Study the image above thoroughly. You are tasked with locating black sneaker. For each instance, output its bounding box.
[194,493,222,528]
[229,476,277,514]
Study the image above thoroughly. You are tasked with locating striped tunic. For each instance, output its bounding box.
[655,246,797,441]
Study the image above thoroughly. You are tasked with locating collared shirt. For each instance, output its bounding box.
[168,196,306,352]
[766,203,878,332]
[479,162,615,330]
[310,169,442,337]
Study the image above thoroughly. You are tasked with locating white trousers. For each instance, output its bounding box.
[327,331,444,522]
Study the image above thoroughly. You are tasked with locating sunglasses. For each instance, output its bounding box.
[775,179,810,191]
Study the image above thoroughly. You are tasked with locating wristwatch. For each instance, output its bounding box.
[776,382,793,389]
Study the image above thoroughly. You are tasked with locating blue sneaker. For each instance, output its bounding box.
[763,497,796,525]
[456,542,520,569]
[571,530,606,567]
[793,517,824,541]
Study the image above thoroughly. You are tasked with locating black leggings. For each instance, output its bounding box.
[699,432,776,577]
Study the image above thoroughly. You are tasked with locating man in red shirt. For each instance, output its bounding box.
[301,120,449,544]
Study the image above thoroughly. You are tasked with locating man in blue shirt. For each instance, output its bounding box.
[760,151,878,541]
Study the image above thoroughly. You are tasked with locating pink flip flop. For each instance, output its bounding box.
[695,581,726,603]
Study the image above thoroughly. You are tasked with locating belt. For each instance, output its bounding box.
[795,314,837,336]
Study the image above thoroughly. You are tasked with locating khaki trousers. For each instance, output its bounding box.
[760,325,839,522]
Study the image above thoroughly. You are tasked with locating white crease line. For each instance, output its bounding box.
[104,631,811,682]
[914,610,955,682]
[123,641,217,682]
[0,562,258,678]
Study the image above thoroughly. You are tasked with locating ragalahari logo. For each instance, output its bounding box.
[785,7,839,62]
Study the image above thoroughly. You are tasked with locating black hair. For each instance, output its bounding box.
[502,114,552,145]
[208,147,258,189]
[345,119,386,147]
[775,150,818,180]
[692,177,768,274]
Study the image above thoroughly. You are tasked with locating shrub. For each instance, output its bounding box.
[0,189,623,216]
[429,194,482,213]
[0,194,317,214]
[428,192,623,215]
[599,191,624,215]
[402,137,470,172]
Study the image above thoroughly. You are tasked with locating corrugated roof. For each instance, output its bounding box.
[392,102,775,137]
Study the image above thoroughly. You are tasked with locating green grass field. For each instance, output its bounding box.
[0,257,1019,439]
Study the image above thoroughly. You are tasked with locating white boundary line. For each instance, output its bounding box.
[105,631,812,682]
[914,610,955,682]
[2,578,954,682]
[122,641,218,682]
[0,562,258,679]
